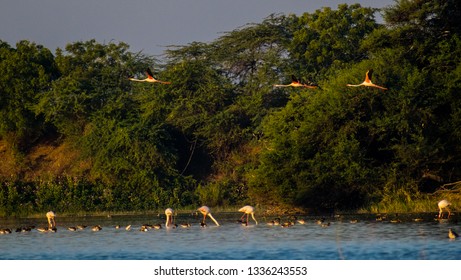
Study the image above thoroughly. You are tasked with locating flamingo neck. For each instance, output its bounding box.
[166,215,175,227]
[251,213,258,225]
[208,213,220,226]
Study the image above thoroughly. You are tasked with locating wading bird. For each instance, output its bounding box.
[346,69,387,90]
[45,211,57,232]
[274,75,319,89]
[238,205,258,225]
[129,68,171,84]
[165,208,174,228]
[197,206,220,226]
[438,199,452,219]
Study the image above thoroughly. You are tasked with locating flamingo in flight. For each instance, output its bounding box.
[238,205,258,225]
[129,68,171,84]
[346,69,387,90]
[274,75,319,89]
[165,208,175,228]
[438,199,451,219]
[197,206,220,226]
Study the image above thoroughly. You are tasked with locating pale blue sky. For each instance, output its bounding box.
[0,0,395,56]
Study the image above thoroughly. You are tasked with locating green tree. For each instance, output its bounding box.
[289,4,379,78]
[0,40,57,150]
[35,40,147,138]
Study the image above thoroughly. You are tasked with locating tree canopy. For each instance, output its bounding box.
[1,1,461,215]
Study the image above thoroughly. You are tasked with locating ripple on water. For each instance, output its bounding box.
[1,214,460,259]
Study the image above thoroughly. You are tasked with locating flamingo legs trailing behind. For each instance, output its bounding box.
[197,206,220,226]
[346,69,387,90]
[238,205,258,225]
[438,199,451,219]
[274,75,319,89]
[129,68,171,84]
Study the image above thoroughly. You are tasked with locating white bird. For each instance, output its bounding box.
[165,208,174,228]
[129,68,171,84]
[46,211,56,231]
[274,75,319,89]
[438,199,452,219]
[197,206,220,226]
[346,69,387,90]
[238,205,258,225]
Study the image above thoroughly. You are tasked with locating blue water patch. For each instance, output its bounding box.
[1,213,460,260]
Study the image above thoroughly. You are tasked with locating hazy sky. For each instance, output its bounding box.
[1,0,395,56]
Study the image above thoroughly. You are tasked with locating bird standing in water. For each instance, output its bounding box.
[165,208,175,228]
[197,206,220,226]
[438,199,452,219]
[46,211,57,231]
[238,205,258,225]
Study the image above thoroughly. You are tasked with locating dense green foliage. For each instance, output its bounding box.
[1,1,461,216]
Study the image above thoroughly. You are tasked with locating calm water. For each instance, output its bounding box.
[0,213,460,260]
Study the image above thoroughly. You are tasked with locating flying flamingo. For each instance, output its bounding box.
[274,75,319,89]
[165,208,175,228]
[197,206,220,226]
[346,69,387,90]
[129,68,171,84]
[438,199,451,219]
[238,205,258,225]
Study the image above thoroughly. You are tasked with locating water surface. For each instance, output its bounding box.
[1,213,459,260]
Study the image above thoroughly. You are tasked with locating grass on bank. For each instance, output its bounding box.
[360,181,461,214]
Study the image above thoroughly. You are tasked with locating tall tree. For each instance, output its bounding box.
[0,40,57,150]
[289,4,379,78]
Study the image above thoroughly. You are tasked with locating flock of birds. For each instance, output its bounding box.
[129,68,388,91]
[0,201,458,239]
[0,70,388,233]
